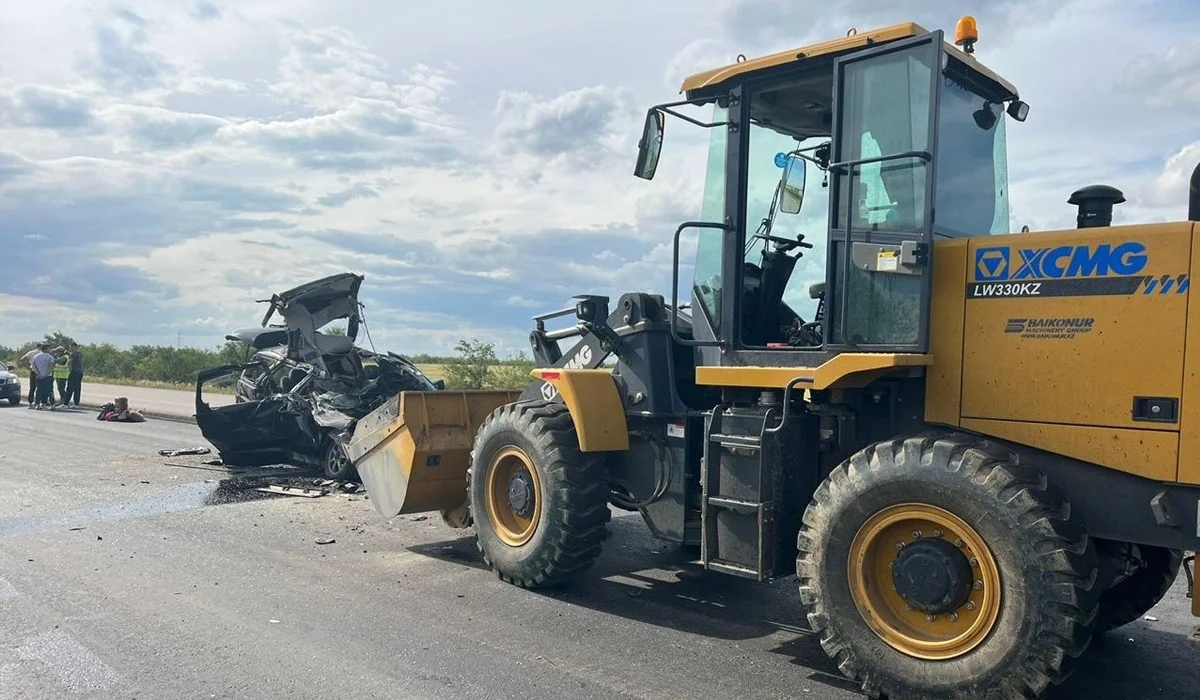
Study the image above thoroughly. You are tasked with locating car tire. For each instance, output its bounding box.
[8,397,19,406]
[468,400,610,589]
[797,433,1099,700]
[321,438,357,481]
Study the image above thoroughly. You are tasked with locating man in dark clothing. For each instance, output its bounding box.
[17,347,37,403]
[65,343,83,406]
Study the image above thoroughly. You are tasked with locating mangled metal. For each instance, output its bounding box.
[195,272,443,480]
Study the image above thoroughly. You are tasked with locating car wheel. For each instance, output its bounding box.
[321,439,357,481]
[8,396,19,406]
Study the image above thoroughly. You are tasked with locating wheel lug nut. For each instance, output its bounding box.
[896,542,905,551]
[965,601,976,611]
[954,539,964,548]
[973,580,983,590]
[912,530,922,539]
[925,614,935,622]
[969,557,978,567]
[905,604,914,612]
[948,613,958,622]
[933,529,944,538]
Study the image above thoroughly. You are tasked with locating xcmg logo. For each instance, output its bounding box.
[967,240,1183,299]
[974,242,1148,282]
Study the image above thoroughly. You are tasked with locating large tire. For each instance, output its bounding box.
[468,400,610,588]
[1094,544,1182,633]
[797,434,1099,700]
[468,403,609,588]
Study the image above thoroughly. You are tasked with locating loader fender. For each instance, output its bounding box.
[530,368,628,452]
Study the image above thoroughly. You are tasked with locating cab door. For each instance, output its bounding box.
[826,31,944,353]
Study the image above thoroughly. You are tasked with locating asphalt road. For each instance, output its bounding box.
[0,405,1195,699]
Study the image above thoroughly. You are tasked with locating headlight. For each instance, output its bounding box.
[6,377,17,384]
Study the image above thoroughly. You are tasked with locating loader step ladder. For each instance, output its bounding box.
[700,405,782,581]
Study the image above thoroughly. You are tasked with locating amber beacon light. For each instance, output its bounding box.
[955,15,979,54]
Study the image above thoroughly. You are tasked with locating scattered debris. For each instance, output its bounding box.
[163,462,233,473]
[68,527,85,532]
[255,485,327,498]
[315,537,336,545]
[157,447,211,457]
[1143,615,1158,622]
[268,619,280,624]
[202,459,224,466]
[626,589,642,597]
[139,480,150,484]
[409,515,428,522]
[96,536,102,541]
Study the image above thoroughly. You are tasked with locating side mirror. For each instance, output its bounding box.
[779,154,807,214]
[633,109,665,180]
[4,364,12,371]
[1006,99,1029,122]
[433,378,446,391]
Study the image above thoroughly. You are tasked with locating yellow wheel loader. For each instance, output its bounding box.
[347,18,1200,699]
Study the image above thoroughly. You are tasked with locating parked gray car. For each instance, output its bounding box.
[0,363,21,405]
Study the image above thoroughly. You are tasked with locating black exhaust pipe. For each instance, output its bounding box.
[1068,185,1125,228]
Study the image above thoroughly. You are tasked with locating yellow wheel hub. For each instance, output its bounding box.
[848,503,1002,660]
[484,446,542,546]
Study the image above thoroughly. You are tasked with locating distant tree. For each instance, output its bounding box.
[444,339,497,389]
[42,330,76,349]
[325,325,347,336]
[218,340,251,365]
[488,351,536,390]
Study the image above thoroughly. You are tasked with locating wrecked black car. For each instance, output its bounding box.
[195,273,443,480]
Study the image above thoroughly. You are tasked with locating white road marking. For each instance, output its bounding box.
[0,577,15,599]
[16,631,121,694]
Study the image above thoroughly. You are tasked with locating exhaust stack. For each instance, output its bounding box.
[1068,185,1125,229]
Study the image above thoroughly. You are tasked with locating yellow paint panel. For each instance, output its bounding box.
[695,353,931,390]
[925,239,968,427]
[961,418,1179,482]
[347,390,523,518]
[962,223,1191,432]
[1174,224,1200,484]
[680,23,925,93]
[533,369,629,452]
[679,22,1018,99]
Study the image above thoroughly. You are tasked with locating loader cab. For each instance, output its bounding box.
[637,22,1026,369]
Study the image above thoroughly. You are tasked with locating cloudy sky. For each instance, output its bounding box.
[1,0,1197,356]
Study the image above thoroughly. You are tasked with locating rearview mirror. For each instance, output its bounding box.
[433,378,446,391]
[779,154,806,214]
[634,109,665,180]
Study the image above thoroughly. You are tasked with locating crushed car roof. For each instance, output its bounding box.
[259,272,364,339]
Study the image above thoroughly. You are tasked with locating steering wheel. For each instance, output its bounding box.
[762,233,815,253]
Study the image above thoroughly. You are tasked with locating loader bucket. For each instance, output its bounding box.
[345,390,524,519]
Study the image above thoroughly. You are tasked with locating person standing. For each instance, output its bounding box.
[65,342,83,406]
[30,344,56,409]
[53,347,70,406]
[17,346,38,404]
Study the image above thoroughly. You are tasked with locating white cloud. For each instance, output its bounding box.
[1,0,1198,357]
